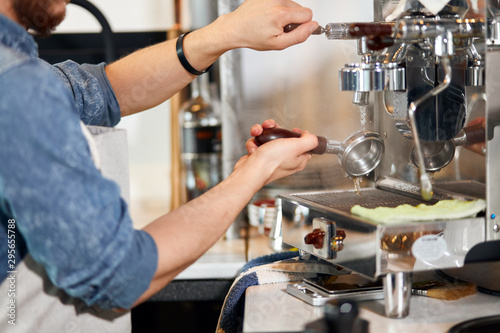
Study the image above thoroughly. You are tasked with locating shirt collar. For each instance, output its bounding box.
[0,13,38,59]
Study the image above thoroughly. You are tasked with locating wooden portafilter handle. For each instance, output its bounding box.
[453,122,486,146]
[284,23,325,35]
[462,123,485,145]
[254,128,328,155]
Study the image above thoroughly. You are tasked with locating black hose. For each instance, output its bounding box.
[70,0,117,63]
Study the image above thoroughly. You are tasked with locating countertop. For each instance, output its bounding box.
[174,231,275,280]
[149,230,276,302]
[243,280,500,333]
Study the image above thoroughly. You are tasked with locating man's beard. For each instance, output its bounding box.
[13,0,66,37]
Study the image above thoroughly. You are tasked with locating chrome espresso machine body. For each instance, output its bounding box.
[277,0,500,317]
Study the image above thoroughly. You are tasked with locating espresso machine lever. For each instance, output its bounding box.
[408,29,454,200]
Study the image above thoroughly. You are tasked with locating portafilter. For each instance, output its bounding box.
[254,128,384,177]
[410,122,485,172]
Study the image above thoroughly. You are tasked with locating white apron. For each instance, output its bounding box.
[0,125,132,332]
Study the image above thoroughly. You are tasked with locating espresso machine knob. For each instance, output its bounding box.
[304,228,326,249]
[332,230,347,252]
[305,228,346,252]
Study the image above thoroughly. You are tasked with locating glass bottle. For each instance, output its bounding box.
[180,74,222,201]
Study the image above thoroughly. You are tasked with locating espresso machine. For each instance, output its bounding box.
[276,0,500,318]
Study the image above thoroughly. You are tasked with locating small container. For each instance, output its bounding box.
[247,199,277,236]
[383,272,411,318]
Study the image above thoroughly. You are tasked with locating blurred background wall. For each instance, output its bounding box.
[55,0,373,228]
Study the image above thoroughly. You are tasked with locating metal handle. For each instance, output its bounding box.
[324,22,395,40]
[408,31,454,200]
[254,128,328,155]
[284,23,324,35]
[458,122,486,146]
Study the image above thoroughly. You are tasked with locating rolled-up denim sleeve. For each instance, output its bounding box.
[0,62,157,309]
[51,60,121,127]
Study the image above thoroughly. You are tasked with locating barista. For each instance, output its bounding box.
[0,0,319,331]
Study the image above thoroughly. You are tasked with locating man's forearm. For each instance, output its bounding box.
[130,122,318,307]
[104,0,317,117]
[105,19,229,117]
[133,160,266,307]
[104,38,194,117]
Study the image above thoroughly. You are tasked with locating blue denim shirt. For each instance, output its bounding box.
[0,14,158,309]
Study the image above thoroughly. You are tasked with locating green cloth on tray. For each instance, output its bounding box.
[351,199,486,224]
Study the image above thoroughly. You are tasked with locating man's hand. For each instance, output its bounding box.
[219,0,319,51]
[236,119,317,185]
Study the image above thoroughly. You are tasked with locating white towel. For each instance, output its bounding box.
[216,252,344,333]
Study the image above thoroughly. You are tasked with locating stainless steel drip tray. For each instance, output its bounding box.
[279,187,431,233]
[279,179,485,230]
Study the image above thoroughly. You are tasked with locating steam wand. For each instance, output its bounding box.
[408,30,453,201]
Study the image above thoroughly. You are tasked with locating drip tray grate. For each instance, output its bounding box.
[291,189,434,214]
